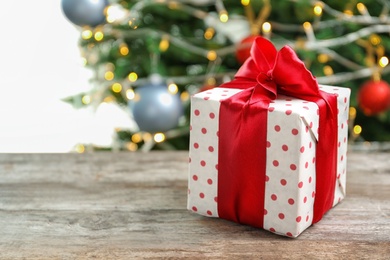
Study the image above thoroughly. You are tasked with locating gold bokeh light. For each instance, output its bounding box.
[112,83,122,93]
[105,71,114,81]
[154,133,166,143]
[262,22,271,33]
[204,27,215,40]
[82,95,91,105]
[357,3,367,14]
[379,56,389,68]
[318,53,329,63]
[126,89,135,100]
[313,4,323,16]
[94,31,104,41]
[128,72,138,82]
[81,29,93,40]
[349,107,357,119]
[241,0,250,6]
[143,132,152,142]
[119,43,129,56]
[126,142,138,151]
[180,91,189,101]
[159,36,170,52]
[323,65,334,75]
[131,133,142,143]
[168,83,178,94]
[75,144,85,153]
[207,50,217,61]
[219,11,228,23]
[353,125,362,135]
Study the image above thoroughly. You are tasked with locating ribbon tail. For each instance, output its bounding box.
[312,91,338,223]
[218,88,269,228]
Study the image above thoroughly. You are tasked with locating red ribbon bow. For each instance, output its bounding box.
[223,37,327,103]
[217,37,338,228]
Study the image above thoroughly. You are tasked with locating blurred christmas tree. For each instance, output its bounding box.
[62,0,390,152]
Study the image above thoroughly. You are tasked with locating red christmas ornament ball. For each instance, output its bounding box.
[235,35,258,64]
[357,80,390,115]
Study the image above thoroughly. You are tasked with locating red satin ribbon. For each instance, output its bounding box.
[217,37,338,227]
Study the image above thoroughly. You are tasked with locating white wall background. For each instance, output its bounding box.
[0,0,132,152]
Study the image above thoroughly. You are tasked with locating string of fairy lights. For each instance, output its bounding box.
[72,0,389,152]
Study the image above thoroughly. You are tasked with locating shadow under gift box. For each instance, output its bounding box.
[187,85,350,238]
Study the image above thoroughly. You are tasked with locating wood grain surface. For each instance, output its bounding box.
[0,152,389,259]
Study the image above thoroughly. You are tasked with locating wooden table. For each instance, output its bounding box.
[0,152,389,259]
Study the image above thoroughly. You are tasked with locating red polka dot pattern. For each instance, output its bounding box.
[188,86,350,238]
[188,87,242,219]
[263,94,318,238]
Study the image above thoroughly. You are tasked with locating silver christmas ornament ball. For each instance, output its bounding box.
[130,83,184,133]
[61,0,109,27]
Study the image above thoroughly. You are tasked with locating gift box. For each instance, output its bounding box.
[187,37,351,238]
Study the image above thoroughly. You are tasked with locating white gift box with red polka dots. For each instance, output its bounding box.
[187,85,350,237]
